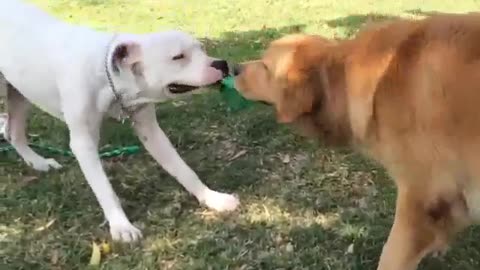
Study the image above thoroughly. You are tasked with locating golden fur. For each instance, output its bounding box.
[234,13,480,270]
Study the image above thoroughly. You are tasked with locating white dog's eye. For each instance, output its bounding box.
[172,53,185,60]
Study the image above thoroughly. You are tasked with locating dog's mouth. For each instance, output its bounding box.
[167,84,200,94]
[168,80,224,94]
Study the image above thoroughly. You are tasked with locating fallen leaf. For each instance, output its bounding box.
[172,100,187,107]
[34,219,56,232]
[101,241,111,255]
[229,150,247,161]
[160,259,176,269]
[89,242,102,266]
[285,242,294,252]
[51,249,59,265]
[357,198,368,209]
[0,114,7,133]
[274,234,283,244]
[346,243,354,254]
[98,220,108,228]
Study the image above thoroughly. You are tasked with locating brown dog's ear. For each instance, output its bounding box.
[276,55,347,125]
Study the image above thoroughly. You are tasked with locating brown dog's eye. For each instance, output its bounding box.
[172,53,184,60]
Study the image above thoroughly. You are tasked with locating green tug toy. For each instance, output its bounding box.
[219,76,254,112]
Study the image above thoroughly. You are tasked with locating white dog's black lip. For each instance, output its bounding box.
[167,84,199,94]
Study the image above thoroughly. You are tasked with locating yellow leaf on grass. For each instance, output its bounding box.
[89,242,102,266]
[101,241,111,255]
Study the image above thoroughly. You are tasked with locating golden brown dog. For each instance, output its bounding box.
[233,13,480,270]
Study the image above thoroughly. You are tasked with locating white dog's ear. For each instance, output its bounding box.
[111,42,143,72]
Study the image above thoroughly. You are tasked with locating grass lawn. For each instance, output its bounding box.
[2,0,480,269]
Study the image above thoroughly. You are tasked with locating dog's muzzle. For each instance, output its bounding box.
[168,60,230,94]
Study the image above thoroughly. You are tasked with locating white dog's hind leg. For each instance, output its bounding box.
[2,84,62,171]
[63,106,142,242]
[133,105,240,212]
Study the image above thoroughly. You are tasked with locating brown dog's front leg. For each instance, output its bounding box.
[377,188,437,270]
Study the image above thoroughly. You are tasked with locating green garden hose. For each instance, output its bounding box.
[0,77,250,160]
[0,143,141,159]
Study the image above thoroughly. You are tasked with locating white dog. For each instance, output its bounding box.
[0,0,239,242]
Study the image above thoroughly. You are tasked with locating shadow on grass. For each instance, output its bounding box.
[154,212,480,270]
[171,221,374,269]
[326,14,402,38]
[405,9,447,17]
[406,9,480,17]
[201,24,305,61]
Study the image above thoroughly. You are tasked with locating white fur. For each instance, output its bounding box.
[0,0,239,242]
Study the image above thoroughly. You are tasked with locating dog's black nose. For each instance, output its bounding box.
[232,64,243,76]
[210,60,229,77]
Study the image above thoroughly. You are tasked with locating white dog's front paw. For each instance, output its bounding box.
[28,158,63,172]
[110,221,143,242]
[203,190,240,212]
